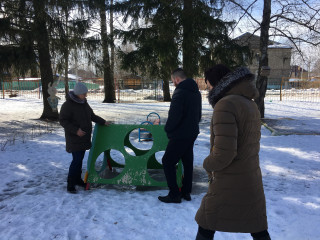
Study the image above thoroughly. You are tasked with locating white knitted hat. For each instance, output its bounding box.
[73,82,88,95]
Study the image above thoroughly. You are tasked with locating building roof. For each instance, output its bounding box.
[235,32,292,49]
[268,44,292,49]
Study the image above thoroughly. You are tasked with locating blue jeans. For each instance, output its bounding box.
[68,151,86,179]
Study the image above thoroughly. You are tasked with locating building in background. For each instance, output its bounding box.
[290,65,309,79]
[235,32,292,87]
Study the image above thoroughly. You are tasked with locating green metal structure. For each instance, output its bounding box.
[86,124,183,187]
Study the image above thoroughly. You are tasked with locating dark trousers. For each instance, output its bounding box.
[68,150,86,180]
[162,137,196,198]
[196,226,271,240]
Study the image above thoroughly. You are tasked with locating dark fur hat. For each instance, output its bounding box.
[207,66,254,107]
[205,64,231,87]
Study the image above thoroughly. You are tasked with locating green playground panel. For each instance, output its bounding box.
[86,124,183,187]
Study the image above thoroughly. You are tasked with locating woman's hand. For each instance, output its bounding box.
[77,128,86,137]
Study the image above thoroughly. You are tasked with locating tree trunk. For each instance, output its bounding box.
[64,8,69,97]
[182,0,196,78]
[33,0,59,121]
[255,0,271,118]
[160,68,171,101]
[100,1,115,103]
[162,77,171,101]
[110,0,115,98]
[64,50,69,97]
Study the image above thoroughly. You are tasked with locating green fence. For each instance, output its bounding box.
[1,80,40,90]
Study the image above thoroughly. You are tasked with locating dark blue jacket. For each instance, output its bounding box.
[165,78,202,140]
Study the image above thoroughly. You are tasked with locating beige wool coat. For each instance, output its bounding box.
[195,76,268,233]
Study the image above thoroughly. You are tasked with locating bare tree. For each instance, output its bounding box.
[291,45,320,78]
[226,0,320,117]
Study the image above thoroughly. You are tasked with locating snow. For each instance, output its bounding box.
[0,97,320,240]
[17,78,41,81]
[268,44,292,49]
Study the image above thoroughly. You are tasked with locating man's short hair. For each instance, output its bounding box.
[172,68,187,79]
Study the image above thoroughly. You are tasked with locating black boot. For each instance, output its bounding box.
[181,192,191,201]
[74,171,86,188]
[252,236,271,240]
[195,226,215,240]
[181,187,192,201]
[251,230,271,240]
[76,178,86,188]
[196,232,213,240]
[67,177,77,194]
[158,194,181,203]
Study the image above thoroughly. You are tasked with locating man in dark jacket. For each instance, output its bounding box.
[59,82,109,194]
[158,68,202,203]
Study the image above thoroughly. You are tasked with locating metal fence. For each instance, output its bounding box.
[0,78,208,102]
[1,77,319,102]
[265,77,320,102]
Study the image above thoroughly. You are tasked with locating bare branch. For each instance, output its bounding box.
[227,0,260,25]
[271,14,320,35]
[270,26,320,48]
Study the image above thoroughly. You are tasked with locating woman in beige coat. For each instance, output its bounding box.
[195,65,271,240]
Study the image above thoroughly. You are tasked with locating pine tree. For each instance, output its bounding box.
[100,0,116,103]
[182,0,251,77]
[50,0,93,98]
[86,0,115,103]
[33,0,58,120]
[0,0,94,120]
[114,0,180,101]
[0,0,38,78]
[113,0,250,100]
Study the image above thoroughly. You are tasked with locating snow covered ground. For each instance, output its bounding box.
[0,97,319,240]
